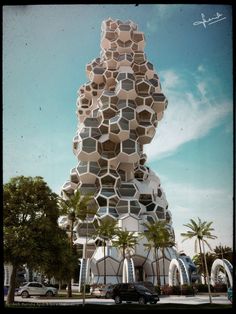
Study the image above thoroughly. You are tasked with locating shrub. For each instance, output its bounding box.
[160,285,181,295]
[196,283,208,292]
[154,285,161,294]
[213,283,227,292]
[181,284,194,295]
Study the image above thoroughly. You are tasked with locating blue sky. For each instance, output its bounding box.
[3,4,233,257]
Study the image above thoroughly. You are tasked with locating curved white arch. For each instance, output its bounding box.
[122,258,136,283]
[211,259,233,287]
[168,259,190,286]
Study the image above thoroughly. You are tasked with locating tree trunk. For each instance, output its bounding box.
[103,240,106,285]
[162,248,166,285]
[67,219,74,298]
[202,240,212,304]
[155,248,161,287]
[6,264,17,305]
[198,238,206,284]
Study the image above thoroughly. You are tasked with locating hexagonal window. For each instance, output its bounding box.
[134,52,146,64]
[102,107,117,120]
[96,196,107,207]
[89,162,100,175]
[139,194,152,206]
[146,216,155,224]
[119,118,129,130]
[108,207,119,217]
[122,139,136,154]
[121,79,134,91]
[79,128,90,139]
[116,73,126,81]
[91,128,101,139]
[101,140,120,159]
[79,183,97,194]
[146,203,156,212]
[137,110,152,125]
[83,138,97,153]
[98,207,108,215]
[101,175,116,186]
[157,188,162,197]
[76,161,88,174]
[155,206,165,219]
[118,183,137,197]
[100,187,116,197]
[121,107,135,120]
[84,117,101,128]
[130,200,141,215]
[109,196,119,207]
[116,200,129,214]
[136,80,152,95]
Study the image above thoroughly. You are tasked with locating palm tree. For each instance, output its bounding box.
[58,189,95,297]
[112,229,139,259]
[142,221,172,287]
[93,219,118,284]
[181,217,217,303]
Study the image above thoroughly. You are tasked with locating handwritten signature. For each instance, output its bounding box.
[193,12,226,28]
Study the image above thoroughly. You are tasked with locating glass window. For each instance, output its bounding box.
[89,162,100,174]
[77,161,88,174]
[122,79,134,91]
[84,117,100,127]
[101,188,116,197]
[97,196,107,206]
[122,139,135,154]
[79,184,97,194]
[83,138,96,153]
[119,118,129,130]
[118,184,136,197]
[146,203,156,211]
[109,207,118,217]
[101,175,116,186]
[139,194,152,206]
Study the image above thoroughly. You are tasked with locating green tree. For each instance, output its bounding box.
[213,245,233,264]
[112,229,138,259]
[181,217,217,303]
[93,219,118,284]
[192,252,216,280]
[58,189,95,297]
[3,176,61,304]
[142,221,172,286]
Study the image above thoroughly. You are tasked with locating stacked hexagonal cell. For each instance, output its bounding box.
[61,18,170,227]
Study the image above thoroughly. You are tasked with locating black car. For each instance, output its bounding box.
[112,283,160,304]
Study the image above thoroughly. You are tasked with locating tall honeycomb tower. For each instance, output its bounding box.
[61,18,192,287]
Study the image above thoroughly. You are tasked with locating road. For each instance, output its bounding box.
[7,294,231,306]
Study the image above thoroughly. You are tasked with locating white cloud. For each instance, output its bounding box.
[160,70,180,90]
[144,69,232,160]
[197,81,207,97]
[197,64,205,72]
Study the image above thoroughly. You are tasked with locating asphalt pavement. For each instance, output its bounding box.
[6,294,231,306]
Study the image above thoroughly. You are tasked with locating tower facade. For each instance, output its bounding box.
[61,18,186,287]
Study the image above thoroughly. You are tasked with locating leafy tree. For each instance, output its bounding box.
[213,245,232,263]
[93,219,118,284]
[58,189,95,297]
[142,221,173,286]
[192,252,216,279]
[112,229,138,259]
[3,176,61,304]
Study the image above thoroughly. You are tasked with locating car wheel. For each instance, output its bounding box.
[21,291,29,298]
[115,295,122,304]
[138,297,146,305]
[105,292,111,299]
[150,300,157,304]
[46,290,53,297]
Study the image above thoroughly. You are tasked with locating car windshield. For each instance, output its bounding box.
[135,285,152,292]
